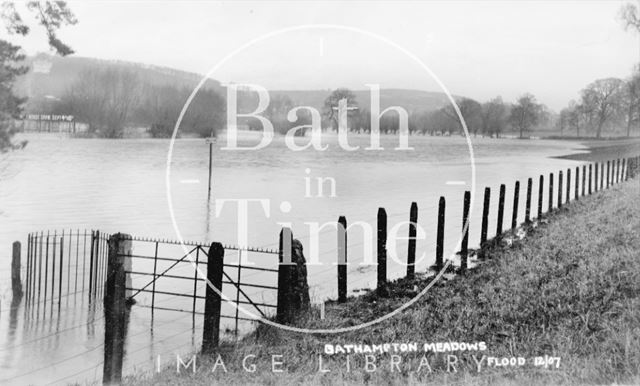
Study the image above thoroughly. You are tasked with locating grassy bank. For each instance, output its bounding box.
[129,178,640,386]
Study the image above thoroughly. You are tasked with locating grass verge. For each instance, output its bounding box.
[128,178,640,386]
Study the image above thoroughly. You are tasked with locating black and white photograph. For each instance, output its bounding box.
[1,1,640,385]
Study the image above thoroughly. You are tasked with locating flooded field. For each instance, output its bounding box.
[0,133,592,384]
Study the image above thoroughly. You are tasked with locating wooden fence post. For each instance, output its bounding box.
[617,159,621,183]
[25,234,31,303]
[600,163,604,190]
[202,242,224,353]
[435,197,445,269]
[525,178,532,223]
[557,171,563,209]
[575,167,579,200]
[59,236,63,305]
[479,188,490,259]
[607,161,610,188]
[12,241,22,299]
[588,164,592,195]
[103,233,132,385]
[622,158,627,181]
[406,203,418,279]
[497,184,506,236]
[548,173,554,212]
[277,228,293,323]
[582,165,586,196]
[377,208,387,295]
[512,181,520,230]
[460,191,470,274]
[594,164,598,193]
[337,216,347,303]
[566,169,571,203]
[89,230,95,299]
[538,175,544,218]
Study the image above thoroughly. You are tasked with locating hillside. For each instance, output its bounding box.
[13,53,223,100]
[15,54,454,115]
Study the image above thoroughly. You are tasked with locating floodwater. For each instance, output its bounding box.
[0,132,593,385]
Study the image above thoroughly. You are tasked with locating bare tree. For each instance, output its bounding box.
[481,96,508,137]
[619,3,640,32]
[60,67,141,137]
[620,70,640,137]
[441,97,483,135]
[580,78,623,138]
[509,93,543,138]
[322,88,357,130]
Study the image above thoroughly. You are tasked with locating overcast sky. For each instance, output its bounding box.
[4,0,640,110]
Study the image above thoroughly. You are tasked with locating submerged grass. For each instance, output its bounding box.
[128,178,640,386]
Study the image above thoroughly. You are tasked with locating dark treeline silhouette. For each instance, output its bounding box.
[52,67,225,138]
[300,89,551,139]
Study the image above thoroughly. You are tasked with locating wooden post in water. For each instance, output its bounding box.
[479,188,490,259]
[337,216,347,302]
[497,184,506,236]
[406,203,417,279]
[538,175,544,219]
[566,169,571,203]
[202,242,224,353]
[512,181,520,230]
[435,197,445,269]
[44,231,49,303]
[557,171,563,209]
[377,208,387,295]
[88,230,95,299]
[103,233,132,385]
[37,232,43,304]
[548,173,554,212]
[151,242,159,315]
[58,236,63,305]
[525,178,532,223]
[12,241,22,299]
[51,232,56,302]
[460,191,470,274]
[25,235,31,303]
[207,140,213,200]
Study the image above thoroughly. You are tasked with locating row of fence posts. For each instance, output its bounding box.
[330,156,639,303]
[11,156,632,384]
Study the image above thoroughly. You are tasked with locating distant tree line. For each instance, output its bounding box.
[556,69,640,139]
[53,67,225,138]
[276,89,550,139]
